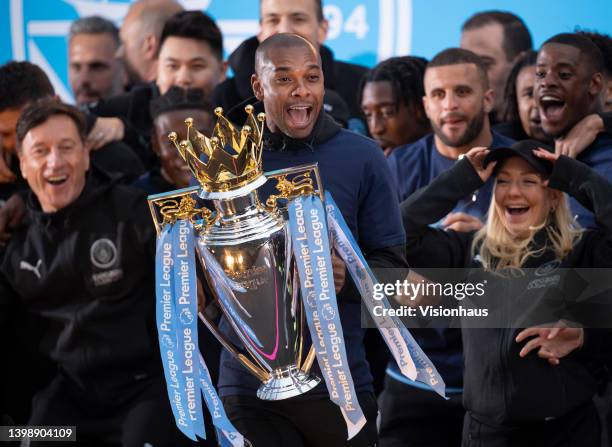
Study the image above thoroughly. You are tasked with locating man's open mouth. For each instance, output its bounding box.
[287,105,313,127]
[539,94,566,123]
[46,175,68,186]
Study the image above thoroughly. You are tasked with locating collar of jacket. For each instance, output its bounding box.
[228,36,338,101]
[27,166,120,230]
[263,110,341,152]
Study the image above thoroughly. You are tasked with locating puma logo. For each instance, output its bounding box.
[20,259,42,279]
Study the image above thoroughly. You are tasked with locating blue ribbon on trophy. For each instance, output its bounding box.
[156,223,197,440]
[156,220,245,445]
[288,195,367,440]
[324,192,446,398]
[171,219,206,439]
[198,354,246,447]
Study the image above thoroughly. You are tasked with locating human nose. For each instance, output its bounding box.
[369,112,385,135]
[277,17,295,34]
[442,91,458,110]
[46,148,65,170]
[175,66,192,87]
[507,180,523,197]
[291,78,310,97]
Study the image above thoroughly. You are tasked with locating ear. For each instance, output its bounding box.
[483,88,495,114]
[252,74,264,101]
[606,79,612,103]
[19,155,26,180]
[142,34,158,61]
[588,72,604,98]
[317,18,329,44]
[548,189,561,211]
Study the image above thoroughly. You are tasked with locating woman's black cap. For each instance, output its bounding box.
[483,139,554,177]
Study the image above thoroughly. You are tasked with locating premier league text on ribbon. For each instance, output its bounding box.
[171,219,202,432]
[156,226,192,437]
[289,196,366,439]
[293,198,354,405]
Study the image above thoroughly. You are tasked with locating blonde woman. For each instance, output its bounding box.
[401,139,612,446]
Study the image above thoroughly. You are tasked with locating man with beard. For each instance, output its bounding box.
[68,16,125,106]
[382,48,513,447]
[217,33,406,447]
[535,33,612,228]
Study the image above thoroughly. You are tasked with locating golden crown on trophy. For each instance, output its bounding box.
[169,105,266,193]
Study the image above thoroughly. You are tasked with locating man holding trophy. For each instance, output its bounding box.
[149,34,444,446]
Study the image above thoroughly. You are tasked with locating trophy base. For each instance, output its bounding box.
[257,366,321,401]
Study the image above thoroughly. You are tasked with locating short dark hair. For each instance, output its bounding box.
[16,99,87,150]
[462,10,533,62]
[0,61,54,113]
[68,15,119,47]
[259,0,324,22]
[159,10,223,61]
[577,30,612,77]
[150,86,212,120]
[543,33,604,73]
[502,50,537,124]
[255,33,318,74]
[358,56,428,117]
[427,48,489,89]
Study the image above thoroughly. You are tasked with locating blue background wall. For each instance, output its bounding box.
[2,0,611,103]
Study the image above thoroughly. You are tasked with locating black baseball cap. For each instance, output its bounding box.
[483,139,554,177]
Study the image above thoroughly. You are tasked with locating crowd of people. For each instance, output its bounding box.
[1,1,612,446]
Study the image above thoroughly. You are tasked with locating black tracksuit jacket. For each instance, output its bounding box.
[0,170,160,404]
[401,155,612,428]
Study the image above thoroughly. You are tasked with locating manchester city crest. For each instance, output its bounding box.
[90,238,118,269]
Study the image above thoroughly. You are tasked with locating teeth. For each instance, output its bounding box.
[289,106,310,110]
[541,95,562,103]
[48,176,67,182]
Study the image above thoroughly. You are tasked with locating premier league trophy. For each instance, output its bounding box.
[149,106,446,442]
[149,105,321,402]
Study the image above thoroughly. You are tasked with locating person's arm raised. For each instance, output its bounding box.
[401,147,494,267]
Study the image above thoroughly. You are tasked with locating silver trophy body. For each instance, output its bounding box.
[197,180,320,400]
[147,108,322,401]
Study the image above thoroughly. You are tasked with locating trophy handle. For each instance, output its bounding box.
[198,310,270,383]
[301,346,316,373]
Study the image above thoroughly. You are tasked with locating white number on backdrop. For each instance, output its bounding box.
[324,5,370,41]
[324,5,343,40]
[344,5,369,39]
